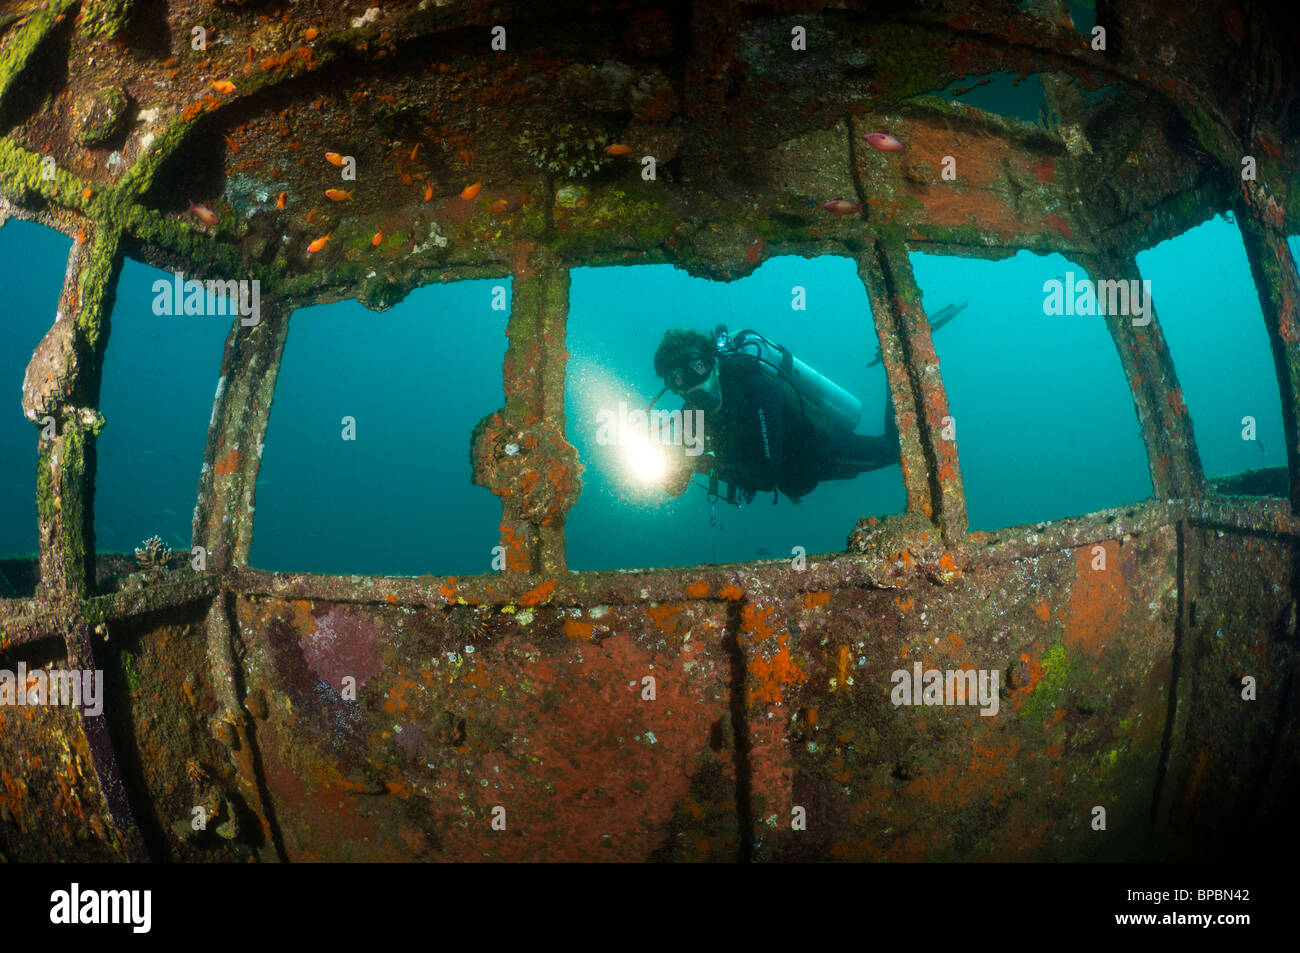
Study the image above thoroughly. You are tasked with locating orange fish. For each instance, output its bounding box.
[371,230,383,247]
[409,144,420,160]
[488,198,509,214]
[423,183,433,202]
[306,206,317,223]
[212,80,236,94]
[188,200,218,226]
[81,187,93,201]
[307,235,330,254]
[75,227,86,245]
[460,181,482,200]
[324,189,352,201]
[276,192,287,209]
[604,143,632,156]
[304,28,319,41]
[399,170,413,186]
[324,152,345,166]
[223,134,239,155]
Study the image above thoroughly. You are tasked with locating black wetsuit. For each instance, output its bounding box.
[688,356,898,504]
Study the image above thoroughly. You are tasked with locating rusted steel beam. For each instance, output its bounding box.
[852,106,1086,253]
[1152,521,1299,853]
[63,620,149,862]
[854,250,932,522]
[200,594,282,862]
[857,237,967,542]
[193,300,291,569]
[683,0,739,126]
[1076,251,1205,500]
[227,495,1300,611]
[22,228,119,599]
[83,572,222,624]
[474,251,579,576]
[0,599,70,652]
[1233,189,1300,511]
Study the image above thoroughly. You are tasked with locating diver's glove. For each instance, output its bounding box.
[662,449,714,498]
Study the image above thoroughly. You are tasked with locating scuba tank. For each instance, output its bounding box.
[714,325,862,433]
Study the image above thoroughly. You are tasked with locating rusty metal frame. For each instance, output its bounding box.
[2,0,1299,862]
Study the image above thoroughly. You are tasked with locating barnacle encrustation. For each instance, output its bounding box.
[516,121,614,179]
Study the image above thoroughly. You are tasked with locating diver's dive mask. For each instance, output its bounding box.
[670,355,722,413]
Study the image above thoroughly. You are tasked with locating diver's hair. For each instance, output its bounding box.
[653,328,715,379]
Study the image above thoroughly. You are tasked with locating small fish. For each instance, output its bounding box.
[755,546,772,557]
[75,227,86,244]
[823,198,863,216]
[188,200,219,226]
[81,186,93,201]
[211,80,236,94]
[410,143,420,160]
[324,188,352,201]
[460,181,482,200]
[863,130,905,152]
[306,206,317,223]
[423,183,433,202]
[324,152,345,166]
[306,234,330,253]
[223,134,239,155]
[488,198,509,214]
[371,230,383,247]
[276,191,287,209]
[867,301,968,367]
[304,27,319,41]
[604,143,632,156]
[399,170,413,186]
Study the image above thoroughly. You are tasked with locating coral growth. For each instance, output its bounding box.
[133,534,170,568]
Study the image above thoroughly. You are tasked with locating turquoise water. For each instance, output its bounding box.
[939,72,1045,124]
[95,258,231,558]
[0,221,71,557]
[911,249,1152,531]
[1137,216,1286,478]
[1,218,1298,576]
[565,257,904,569]
[251,282,508,575]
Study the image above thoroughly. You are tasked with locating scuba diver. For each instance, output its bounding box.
[650,325,899,506]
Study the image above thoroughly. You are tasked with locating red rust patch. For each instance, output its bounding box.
[742,604,808,705]
[517,579,555,607]
[646,603,683,631]
[562,619,594,641]
[1064,543,1128,656]
[1045,213,1073,238]
[215,449,241,475]
[1029,157,1055,183]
